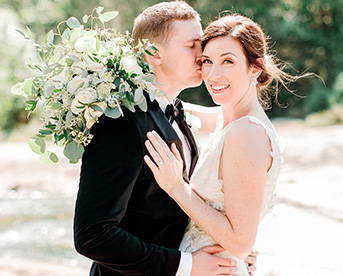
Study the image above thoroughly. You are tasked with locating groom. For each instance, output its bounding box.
[74,2,255,276]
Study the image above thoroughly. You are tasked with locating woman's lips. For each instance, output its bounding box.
[210,84,230,94]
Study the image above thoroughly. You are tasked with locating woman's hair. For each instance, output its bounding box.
[202,14,311,109]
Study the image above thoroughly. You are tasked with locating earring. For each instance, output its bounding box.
[252,78,258,86]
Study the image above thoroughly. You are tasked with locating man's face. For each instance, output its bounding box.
[158,19,203,91]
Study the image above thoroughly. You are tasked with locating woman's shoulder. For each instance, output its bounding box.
[222,116,274,161]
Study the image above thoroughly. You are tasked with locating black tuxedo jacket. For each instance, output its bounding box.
[73,98,198,276]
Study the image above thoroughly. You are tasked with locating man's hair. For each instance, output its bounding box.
[132,1,200,44]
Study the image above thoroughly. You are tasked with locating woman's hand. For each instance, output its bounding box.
[144,131,185,195]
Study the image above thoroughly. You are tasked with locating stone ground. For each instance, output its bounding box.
[0,119,342,275]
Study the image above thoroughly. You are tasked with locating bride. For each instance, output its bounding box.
[144,14,294,275]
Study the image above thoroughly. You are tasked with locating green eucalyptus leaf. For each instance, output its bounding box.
[40,151,59,164]
[23,79,33,96]
[11,82,24,96]
[66,17,81,29]
[99,11,119,23]
[122,99,135,112]
[39,129,53,135]
[16,26,32,39]
[49,101,62,110]
[29,137,46,154]
[65,111,73,128]
[82,15,89,24]
[62,28,71,41]
[151,45,158,51]
[96,6,104,16]
[104,107,122,119]
[70,28,83,44]
[134,87,144,103]
[137,99,147,112]
[64,141,84,161]
[144,49,154,56]
[91,104,105,113]
[47,30,54,45]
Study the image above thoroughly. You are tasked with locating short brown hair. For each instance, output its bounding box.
[202,14,312,109]
[132,1,200,44]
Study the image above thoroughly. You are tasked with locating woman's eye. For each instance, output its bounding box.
[223,59,233,64]
[202,59,212,64]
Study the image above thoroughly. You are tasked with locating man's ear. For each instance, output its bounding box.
[250,57,264,79]
[144,45,163,66]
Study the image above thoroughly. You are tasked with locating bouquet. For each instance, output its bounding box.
[11,7,160,164]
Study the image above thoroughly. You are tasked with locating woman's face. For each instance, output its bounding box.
[201,35,256,106]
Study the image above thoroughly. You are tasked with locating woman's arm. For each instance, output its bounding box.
[182,102,221,133]
[144,123,271,260]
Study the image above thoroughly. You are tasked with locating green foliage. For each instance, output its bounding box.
[1,0,342,131]
[0,95,28,133]
[304,83,330,114]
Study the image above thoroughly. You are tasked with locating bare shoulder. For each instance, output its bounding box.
[224,118,270,146]
[222,118,272,168]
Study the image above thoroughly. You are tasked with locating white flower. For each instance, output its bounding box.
[67,77,85,94]
[52,68,73,84]
[62,94,72,107]
[84,56,105,72]
[97,82,112,99]
[71,61,87,75]
[185,112,202,130]
[70,88,97,114]
[74,36,97,53]
[99,71,114,83]
[121,55,143,75]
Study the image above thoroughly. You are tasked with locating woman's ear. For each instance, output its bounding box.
[144,45,163,66]
[250,57,264,79]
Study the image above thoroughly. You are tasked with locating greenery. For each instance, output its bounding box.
[10,6,158,163]
[1,0,342,134]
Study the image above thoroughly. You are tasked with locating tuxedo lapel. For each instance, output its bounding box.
[147,103,189,182]
[173,99,199,177]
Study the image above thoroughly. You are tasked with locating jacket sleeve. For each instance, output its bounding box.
[73,113,181,275]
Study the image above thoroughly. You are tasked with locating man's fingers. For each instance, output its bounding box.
[199,245,225,254]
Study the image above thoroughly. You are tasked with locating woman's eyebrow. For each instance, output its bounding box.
[202,52,238,58]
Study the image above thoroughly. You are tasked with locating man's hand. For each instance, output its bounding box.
[244,251,257,276]
[191,245,237,276]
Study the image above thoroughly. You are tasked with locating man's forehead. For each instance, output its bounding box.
[168,19,203,41]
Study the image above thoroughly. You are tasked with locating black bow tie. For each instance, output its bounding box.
[164,99,185,124]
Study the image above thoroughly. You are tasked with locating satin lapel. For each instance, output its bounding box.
[176,119,199,177]
[147,107,189,182]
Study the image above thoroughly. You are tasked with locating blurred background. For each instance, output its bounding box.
[0,0,342,275]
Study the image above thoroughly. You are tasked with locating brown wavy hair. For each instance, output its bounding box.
[202,14,311,109]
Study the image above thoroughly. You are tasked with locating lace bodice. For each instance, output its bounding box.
[179,115,283,275]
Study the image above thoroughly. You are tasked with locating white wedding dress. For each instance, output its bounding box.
[179,115,283,276]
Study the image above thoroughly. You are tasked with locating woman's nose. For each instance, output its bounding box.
[207,66,222,82]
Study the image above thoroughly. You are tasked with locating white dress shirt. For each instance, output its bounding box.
[155,97,193,276]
